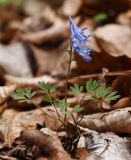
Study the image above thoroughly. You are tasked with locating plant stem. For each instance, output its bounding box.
[47,94,64,123]
[64,49,73,121]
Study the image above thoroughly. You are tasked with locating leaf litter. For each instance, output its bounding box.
[0,0,131,160]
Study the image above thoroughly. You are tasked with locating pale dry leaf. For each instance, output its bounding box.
[4,74,56,87]
[0,85,16,105]
[83,132,131,160]
[79,107,131,134]
[94,24,131,58]
[0,109,18,147]
[117,10,131,27]
[61,0,82,16]
[0,43,33,77]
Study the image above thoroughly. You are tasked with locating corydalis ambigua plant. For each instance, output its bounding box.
[11,18,120,139]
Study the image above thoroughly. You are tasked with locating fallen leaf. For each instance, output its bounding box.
[0,85,16,105]
[0,42,33,77]
[117,10,131,27]
[21,128,73,160]
[0,108,45,148]
[83,132,131,160]
[21,18,69,44]
[4,74,56,87]
[94,24,131,58]
[112,97,131,109]
[79,107,131,134]
[61,0,82,17]
[111,74,131,97]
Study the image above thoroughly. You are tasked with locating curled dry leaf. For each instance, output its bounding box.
[0,85,16,105]
[82,132,131,160]
[4,74,56,87]
[61,0,82,16]
[21,18,69,44]
[0,109,45,148]
[112,97,131,109]
[21,128,73,160]
[79,107,131,134]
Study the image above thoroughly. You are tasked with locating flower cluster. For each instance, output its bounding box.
[69,17,92,62]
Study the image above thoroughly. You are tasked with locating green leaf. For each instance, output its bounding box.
[94,13,108,22]
[96,86,111,99]
[105,91,120,102]
[42,95,52,103]
[86,79,100,94]
[55,99,69,112]
[72,104,84,113]
[38,81,56,94]
[11,88,36,103]
[70,84,83,97]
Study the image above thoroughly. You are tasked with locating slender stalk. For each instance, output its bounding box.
[47,94,64,123]
[64,49,73,121]
[36,104,65,124]
[65,50,73,102]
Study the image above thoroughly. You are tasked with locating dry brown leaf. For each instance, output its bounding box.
[112,97,131,109]
[111,74,131,97]
[21,18,69,44]
[0,108,45,148]
[61,0,82,17]
[30,42,68,76]
[0,85,16,105]
[82,132,131,160]
[21,128,73,160]
[79,107,131,134]
[4,74,56,87]
[0,106,77,148]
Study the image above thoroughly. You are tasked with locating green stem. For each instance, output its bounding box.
[64,49,73,121]
[47,94,64,123]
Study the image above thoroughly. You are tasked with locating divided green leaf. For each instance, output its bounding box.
[86,79,100,94]
[55,99,69,112]
[38,81,56,94]
[72,104,84,113]
[11,88,36,103]
[70,84,83,97]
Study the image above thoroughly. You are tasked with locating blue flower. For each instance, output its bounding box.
[69,17,92,62]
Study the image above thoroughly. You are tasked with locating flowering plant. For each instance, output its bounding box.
[11,18,120,140]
